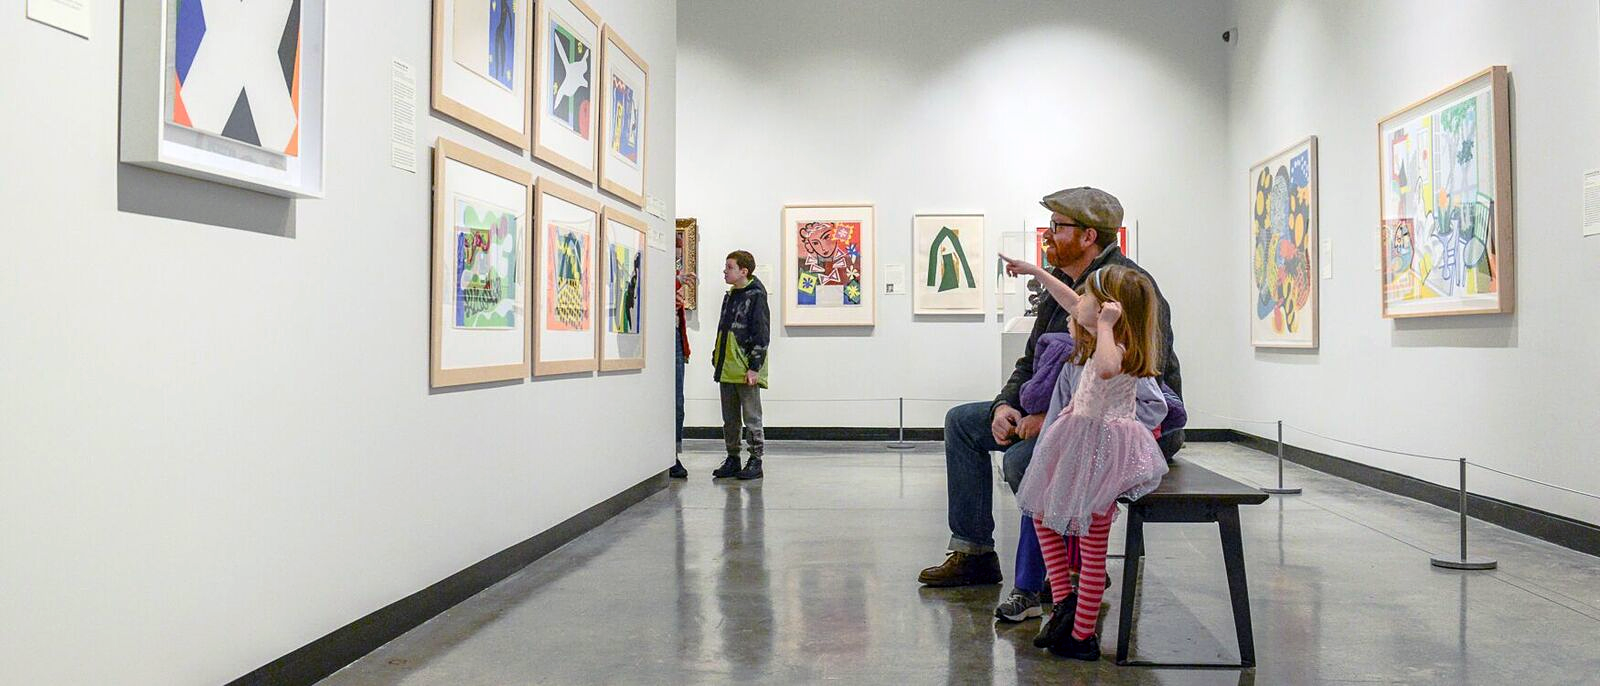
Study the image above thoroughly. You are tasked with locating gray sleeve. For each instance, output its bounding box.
[1039,364,1081,437]
[1134,377,1169,431]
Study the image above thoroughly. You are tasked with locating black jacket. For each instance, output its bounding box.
[994,246,1185,458]
[712,277,771,379]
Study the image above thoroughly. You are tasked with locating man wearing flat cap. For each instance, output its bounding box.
[919,187,1183,606]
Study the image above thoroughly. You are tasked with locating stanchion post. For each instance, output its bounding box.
[887,397,915,451]
[1261,419,1301,495]
[1430,458,1496,570]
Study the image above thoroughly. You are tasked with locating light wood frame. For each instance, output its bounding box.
[431,0,533,150]
[597,24,650,207]
[430,138,534,387]
[911,213,986,316]
[1248,135,1320,349]
[1377,65,1514,318]
[598,207,648,371]
[675,218,700,310]
[533,0,602,183]
[533,177,603,375]
[781,203,877,327]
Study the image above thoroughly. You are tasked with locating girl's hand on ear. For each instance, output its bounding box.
[1098,301,1123,327]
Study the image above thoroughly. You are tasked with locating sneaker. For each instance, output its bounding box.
[712,455,741,478]
[1048,631,1101,661]
[994,589,1043,623]
[735,456,763,480]
[668,459,688,479]
[917,551,1003,587]
[1033,594,1077,648]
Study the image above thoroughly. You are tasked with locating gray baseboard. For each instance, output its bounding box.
[227,471,668,686]
[1193,429,1600,559]
[685,426,944,441]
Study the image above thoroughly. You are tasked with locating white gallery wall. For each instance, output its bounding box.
[0,1,677,684]
[677,0,1234,429]
[1218,0,1600,525]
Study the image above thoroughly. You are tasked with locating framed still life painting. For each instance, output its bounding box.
[430,138,532,387]
[1378,66,1513,318]
[675,218,699,310]
[1249,136,1319,348]
[782,204,875,327]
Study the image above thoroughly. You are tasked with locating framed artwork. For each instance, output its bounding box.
[1249,136,1319,348]
[782,204,876,327]
[597,25,649,207]
[533,0,601,183]
[912,214,984,315]
[675,218,700,310]
[1033,226,1050,266]
[430,139,532,387]
[432,0,532,149]
[533,177,602,375]
[1378,66,1513,318]
[599,208,648,371]
[120,0,326,198]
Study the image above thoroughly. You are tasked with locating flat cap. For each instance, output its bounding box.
[1040,187,1123,230]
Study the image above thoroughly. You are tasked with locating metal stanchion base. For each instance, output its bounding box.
[1430,556,1497,570]
[886,442,916,451]
[1261,487,1302,495]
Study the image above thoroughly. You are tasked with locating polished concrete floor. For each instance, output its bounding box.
[320,441,1600,685]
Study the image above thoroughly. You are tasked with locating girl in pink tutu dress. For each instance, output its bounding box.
[999,257,1170,661]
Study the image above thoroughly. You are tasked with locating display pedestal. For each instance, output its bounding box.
[1000,316,1035,384]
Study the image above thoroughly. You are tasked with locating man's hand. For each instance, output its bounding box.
[745,370,760,386]
[1015,414,1044,441]
[991,404,1022,445]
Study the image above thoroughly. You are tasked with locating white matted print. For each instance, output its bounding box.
[533,0,601,182]
[534,178,602,375]
[782,204,875,327]
[598,25,648,207]
[433,0,531,149]
[121,0,326,197]
[1248,136,1319,348]
[599,208,648,370]
[431,139,532,387]
[913,214,984,315]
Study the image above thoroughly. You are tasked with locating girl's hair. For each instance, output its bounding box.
[1066,265,1163,377]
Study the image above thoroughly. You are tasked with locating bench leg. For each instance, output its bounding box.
[1115,507,1144,664]
[1217,505,1256,668]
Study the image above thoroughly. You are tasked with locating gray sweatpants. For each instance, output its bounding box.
[719,382,764,458]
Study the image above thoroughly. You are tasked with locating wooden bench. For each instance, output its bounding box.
[1115,459,1269,669]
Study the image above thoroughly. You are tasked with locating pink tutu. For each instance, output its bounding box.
[1016,370,1168,535]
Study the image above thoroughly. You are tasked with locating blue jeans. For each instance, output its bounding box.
[675,344,685,449]
[944,401,1037,554]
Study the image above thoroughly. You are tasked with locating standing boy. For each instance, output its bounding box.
[712,251,770,480]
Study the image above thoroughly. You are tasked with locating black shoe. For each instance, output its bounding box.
[735,456,763,480]
[1033,593,1077,648]
[668,459,688,479]
[1047,631,1101,661]
[712,455,741,478]
[918,551,1003,587]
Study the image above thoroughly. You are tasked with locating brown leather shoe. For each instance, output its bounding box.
[917,551,1003,587]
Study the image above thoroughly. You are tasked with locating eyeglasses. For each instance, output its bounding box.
[1049,221,1093,235]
